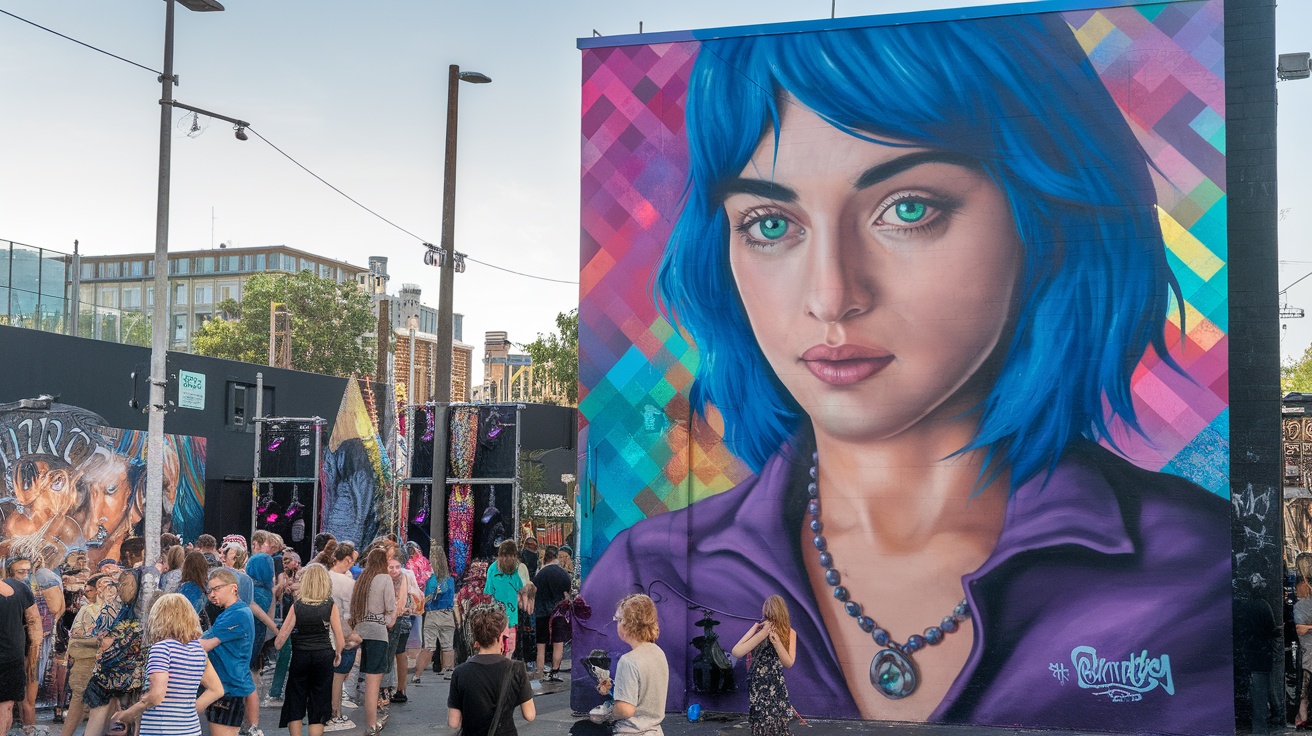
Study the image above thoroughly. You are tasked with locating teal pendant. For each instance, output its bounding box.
[870,648,918,699]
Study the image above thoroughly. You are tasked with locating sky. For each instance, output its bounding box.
[0,0,1309,374]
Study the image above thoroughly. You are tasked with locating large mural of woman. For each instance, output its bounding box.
[575,2,1232,733]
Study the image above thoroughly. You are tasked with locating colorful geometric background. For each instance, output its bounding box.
[577,0,1228,570]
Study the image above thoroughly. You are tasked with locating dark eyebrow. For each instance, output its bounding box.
[714,178,797,204]
[714,150,981,205]
[853,151,982,190]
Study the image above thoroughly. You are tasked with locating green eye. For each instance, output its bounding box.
[893,201,927,223]
[754,217,789,240]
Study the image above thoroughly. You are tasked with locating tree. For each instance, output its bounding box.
[1285,343,1312,394]
[192,270,375,378]
[519,309,578,405]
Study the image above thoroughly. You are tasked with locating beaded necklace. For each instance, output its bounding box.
[806,453,971,700]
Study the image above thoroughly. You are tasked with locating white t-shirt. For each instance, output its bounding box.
[328,570,356,638]
[613,641,669,735]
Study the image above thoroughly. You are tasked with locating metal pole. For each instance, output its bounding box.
[253,372,264,541]
[143,0,178,598]
[435,63,460,410]
[312,418,322,545]
[69,240,80,337]
[430,64,461,556]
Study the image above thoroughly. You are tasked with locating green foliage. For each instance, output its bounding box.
[1284,343,1312,394]
[191,270,375,378]
[519,309,578,405]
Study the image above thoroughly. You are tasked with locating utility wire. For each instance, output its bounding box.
[0,8,162,75]
[246,127,579,285]
[4,7,578,286]
[245,127,428,243]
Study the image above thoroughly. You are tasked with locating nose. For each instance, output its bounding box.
[803,221,874,324]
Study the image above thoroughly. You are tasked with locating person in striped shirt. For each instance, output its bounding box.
[110,593,224,736]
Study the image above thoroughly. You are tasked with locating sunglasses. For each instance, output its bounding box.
[207,584,232,594]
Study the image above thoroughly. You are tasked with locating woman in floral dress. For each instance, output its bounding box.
[732,595,797,736]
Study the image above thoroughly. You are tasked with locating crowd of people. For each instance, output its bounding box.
[0,530,591,736]
[0,529,807,736]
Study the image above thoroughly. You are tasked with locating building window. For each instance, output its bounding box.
[228,381,274,432]
[170,258,190,275]
[172,314,188,343]
[121,287,141,309]
[173,283,188,306]
[219,255,239,272]
[195,256,215,274]
[99,262,120,279]
[300,258,313,273]
[256,254,266,270]
[129,261,144,277]
[218,282,240,303]
[195,312,212,329]
[194,284,213,305]
[97,287,118,308]
[79,262,94,280]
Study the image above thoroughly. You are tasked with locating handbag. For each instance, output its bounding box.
[462,659,520,736]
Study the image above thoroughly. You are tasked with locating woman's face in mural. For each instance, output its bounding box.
[77,452,131,542]
[725,103,1021,442]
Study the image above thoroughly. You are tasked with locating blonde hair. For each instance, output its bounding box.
[763,594,791,651]
[148,592,202,644]
[297,563,332,605]
[222,544,247,569]
[617,593,660,643]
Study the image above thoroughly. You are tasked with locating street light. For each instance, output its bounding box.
[430,63,490,550]
[144,0,238,592]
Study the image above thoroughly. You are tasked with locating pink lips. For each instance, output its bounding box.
[800,344,893,386]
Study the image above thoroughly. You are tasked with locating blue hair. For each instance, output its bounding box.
[654,13,1183,490]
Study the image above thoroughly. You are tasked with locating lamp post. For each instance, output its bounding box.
[144,0,226,592]
[430,64,490,551]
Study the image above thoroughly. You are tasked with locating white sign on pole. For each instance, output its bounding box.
[179,370,206,410]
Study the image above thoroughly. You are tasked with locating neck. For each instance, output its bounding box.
[476,645,503,656]
[812,411,1008,554]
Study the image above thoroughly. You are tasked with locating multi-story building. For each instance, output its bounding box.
[360,256,472,402]
[78,244,367,350]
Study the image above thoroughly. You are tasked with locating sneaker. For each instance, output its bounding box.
[442,667,454,681]
[260,697,283,708]
[324,717,356,732]
[341,696,359,710]
[390,690,408,704]
[411,675,422,684]
[247,727,266,736]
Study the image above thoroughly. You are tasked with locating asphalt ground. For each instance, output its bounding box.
[24,660,1292,736]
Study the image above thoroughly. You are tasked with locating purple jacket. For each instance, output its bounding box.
[573,440,1233,733]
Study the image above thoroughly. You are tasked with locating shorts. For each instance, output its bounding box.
[206,694,247,727]
[500,626,517,657]
[535,616,554,646]
[423,610,456,650]
[333,645,358,675]
[0,659,25,703]
[83,679,131,710]
[359,639,389,675]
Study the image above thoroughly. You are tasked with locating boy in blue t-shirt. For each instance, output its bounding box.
[201,569,256,736]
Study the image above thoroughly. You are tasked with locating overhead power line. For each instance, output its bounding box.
[2,6,579,286]
[0,8,162,75]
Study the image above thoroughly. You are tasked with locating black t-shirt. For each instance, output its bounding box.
[519,550,539,579]
[0,578,35,664]
[291,600,334,652]
[532,564,570,619]
[447,655,532,736]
